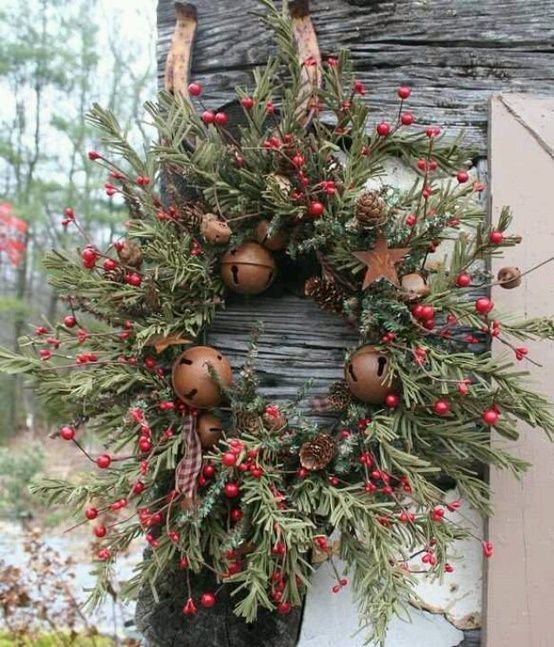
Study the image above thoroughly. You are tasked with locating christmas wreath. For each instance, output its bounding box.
[2,1,554,643]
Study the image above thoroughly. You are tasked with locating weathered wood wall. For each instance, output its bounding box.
[158,0,554,153]
[154,2,554,644]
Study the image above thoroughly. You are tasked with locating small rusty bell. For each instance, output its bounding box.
[255,219,288,251]
[497,266,522,289]
[200,213,232,245]
[172,345,233,408]
[344,345,393,404]
[400,272,431,301]
[197,413,224,449]
[220,242,276,295]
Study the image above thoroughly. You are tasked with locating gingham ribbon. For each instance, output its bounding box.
[175,415,202,500]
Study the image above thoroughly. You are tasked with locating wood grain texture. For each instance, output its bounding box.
[157,0,554,152]
[485,95,554,647]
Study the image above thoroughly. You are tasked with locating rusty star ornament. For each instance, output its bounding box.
[353,235,410,289]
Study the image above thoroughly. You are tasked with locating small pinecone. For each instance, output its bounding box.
[143,277,162,312]
[304,277,344,314]
[116,240,143,269]
[355,190,386,228]
[119,180,143,219]
[327,380,352,411]
[299,434,337,471]
[235,410,260,434]
[104,266,126,283]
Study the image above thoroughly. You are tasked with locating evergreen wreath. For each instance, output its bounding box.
[2,1,554,643]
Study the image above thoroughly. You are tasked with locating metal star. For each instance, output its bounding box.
[353,236,410,290]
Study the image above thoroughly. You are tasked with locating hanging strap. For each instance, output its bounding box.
[164,2,198,102]
[289,0,323,127]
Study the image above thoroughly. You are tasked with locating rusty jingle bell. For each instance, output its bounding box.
[196,413,224,449]
[172,345,233,408]
[400,272,431,301]
[200,213,232,245]
[255,219,288,251]
[220,241,277,295]
[345,345,393,404]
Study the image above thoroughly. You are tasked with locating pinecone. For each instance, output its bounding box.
[235,410,260,434]
[304,277,344,314]
[299,434,337,471]
[355,190,386,228]
[327,380,352,411]
[116,240,143,269]
[143,277,162,313]
[104,266,126,283]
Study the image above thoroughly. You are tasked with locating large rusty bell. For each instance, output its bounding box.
[220,241,276,295]
[344,345,393,404]
[197,413,224,449]
[172,345,232,408]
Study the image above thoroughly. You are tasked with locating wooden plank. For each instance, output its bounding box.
[485,95,554,646]
[157,0,554,153]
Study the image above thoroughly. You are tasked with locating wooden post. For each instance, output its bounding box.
[485,94,554,647]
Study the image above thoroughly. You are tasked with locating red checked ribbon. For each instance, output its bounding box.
[175,415,202,501]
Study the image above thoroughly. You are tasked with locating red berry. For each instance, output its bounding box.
[214,112,229,126]
[96,454,111,469]
[60,425,75,441]
[292,153,305,167]
[85,507,98,520]
[224,482,240,498]
[126,272,142,287]
[475,297,494,315]
[241,97,254,109]
[416,159,427,171]
[88,150,101,161]
[222,452,237,467]
[405,214,417,226]
[482,541,494,558]
[103,258,117,271]
[230,507,243,523]
[308,201,325,217]
[81,247,98,269]
[179,556,190,569]
[182,597,198,615]
[397,86,411,100]
[400,112,414,126]
[456,273,471,287]
[201,110,215,124]
[489,230,504,245]
[482,408,500,426]
[132,481,145,495]
[433,399,450,416]
[64,315,77,328]
[420,305,435,321]
[456,170,469,183]
[94,525,107,538]
[200,592,216,608]
[277,602,292,615]
[384,394,400,409]
[376,122,391,137]
[139,438,152,453]
[97,549,111,561]
[203,464,216,478]
[187,82,202,96]
[353,80,365,94]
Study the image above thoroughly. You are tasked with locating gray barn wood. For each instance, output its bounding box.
[157,0,554,153]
